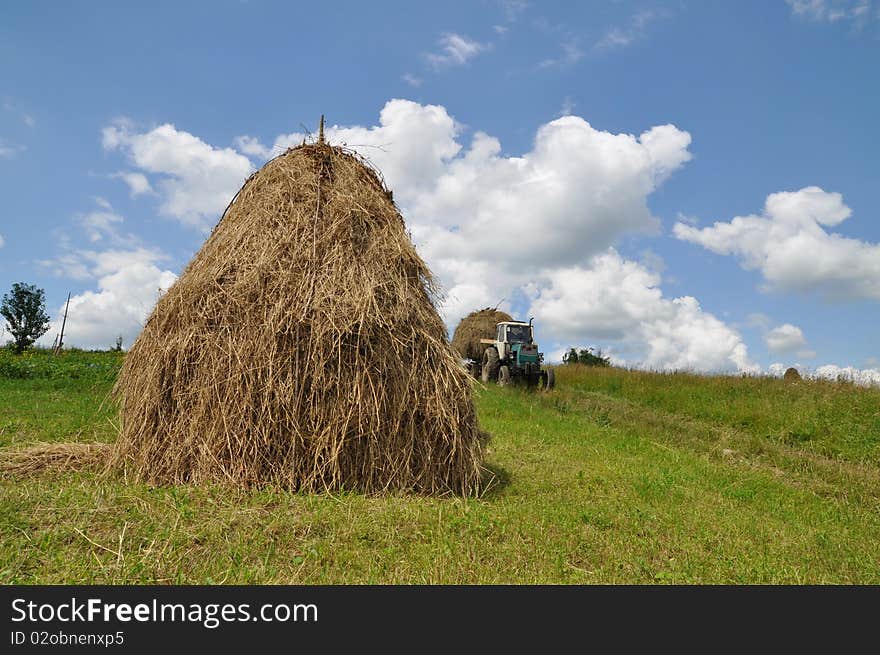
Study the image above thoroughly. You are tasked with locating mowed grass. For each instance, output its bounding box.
[554,365,880,464]
[1,354,879,583]
[0,349,120,449]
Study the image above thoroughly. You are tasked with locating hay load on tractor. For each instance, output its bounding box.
[111,121,486,495]
[451,307,513,377]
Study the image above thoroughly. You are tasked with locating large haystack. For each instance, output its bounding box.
[112,137,486,494]
[451,308,513,362]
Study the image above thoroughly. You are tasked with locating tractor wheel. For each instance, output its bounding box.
[481,347,500,383]
[545,368,555,390]
[499,365,511,387]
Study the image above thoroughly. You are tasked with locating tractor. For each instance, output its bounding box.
[480,319,555,389]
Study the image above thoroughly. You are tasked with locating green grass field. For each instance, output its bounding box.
[1,350,878,583]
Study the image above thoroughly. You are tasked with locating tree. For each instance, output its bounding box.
[1,283,51,353]
[563,345,611,367]
[578,347,611,367]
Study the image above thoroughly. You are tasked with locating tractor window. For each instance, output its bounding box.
[506,325,532,343]
[496,325,505,341]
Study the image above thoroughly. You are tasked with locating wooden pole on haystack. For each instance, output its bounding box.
[318,115,325,144]
[53,292,71,355]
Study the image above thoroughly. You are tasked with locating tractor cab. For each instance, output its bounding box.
[496,321,533,344]
[494,321,539,365]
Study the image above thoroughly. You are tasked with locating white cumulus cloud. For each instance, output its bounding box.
[272,99,463,197]
[296,102,691,336]
[233,135,273,159]
[102,120,255,229]
[302,103,690,275]
[813,364,880,387]
[673,186,880,300]
[40,248,177,351]
[527,251,757,372]
[765,323,807,354]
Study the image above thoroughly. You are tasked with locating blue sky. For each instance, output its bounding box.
[1,0,878,380]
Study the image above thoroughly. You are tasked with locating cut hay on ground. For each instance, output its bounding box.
[0,442,111,477]
[451,308,513,362]
[112,137,486,494]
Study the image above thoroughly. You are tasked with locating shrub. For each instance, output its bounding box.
[0,348,124,381]
[563,346,611,367]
